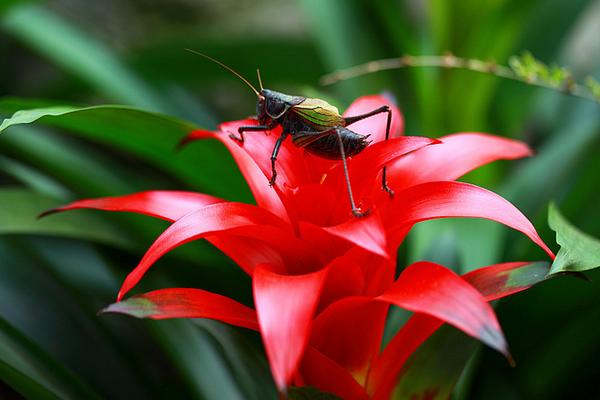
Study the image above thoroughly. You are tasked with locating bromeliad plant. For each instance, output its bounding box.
[40,95,555,399]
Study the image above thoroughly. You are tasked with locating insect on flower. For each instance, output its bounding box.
[187,49,394,217]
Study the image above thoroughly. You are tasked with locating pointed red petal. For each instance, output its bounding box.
[41,192,295,276]
[378,261,508,356]
[323,211,389,259]
[117,202,316,300]
[299,346,370,400]
[385,181,554,258]
[388,133,532,192]
[102,288,259,330]
[253,265,328,390]
[40,190,223,221]
[183,126,290,222]
[342,95,404,143]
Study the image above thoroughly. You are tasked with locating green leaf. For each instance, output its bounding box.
[0,188,133,248]
[1,4,171,113]
[0,156,70,199]
[195,320,277,400]
[392,326,477,400]
[288,386,341,400]
[0,101,250,200]
[0,316,101,399]
[0,0,36,15]
[147,320,248,400]
[548,203,600,274]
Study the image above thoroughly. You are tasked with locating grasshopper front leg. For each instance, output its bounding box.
[268,133,288,186]
[231,124,269,143]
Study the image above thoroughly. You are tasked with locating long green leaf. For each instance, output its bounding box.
[0,188,132,248]
[0,316,101,399]
[1,4,170,113]
[0,101,250,200]
[548,203,600,274]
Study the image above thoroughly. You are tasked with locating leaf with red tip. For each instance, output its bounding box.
[117,202,318,300]
[370,261,550,399]
[254,265,328,390]
[463,261,550,301]
[102,288,259,331]
[378,262,509,357]
[299,346,369,400]
[385,181,554,258]
[40,190,223,221]
[183,126,290,222]
[388,133,532,192]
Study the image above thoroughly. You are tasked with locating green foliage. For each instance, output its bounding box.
[548,203,600,274]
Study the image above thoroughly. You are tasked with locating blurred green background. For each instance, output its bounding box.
[0,0,599,399]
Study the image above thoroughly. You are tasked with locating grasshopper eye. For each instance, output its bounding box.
[266,97,286,118]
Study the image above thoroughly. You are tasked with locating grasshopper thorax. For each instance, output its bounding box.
[257,89,305,124]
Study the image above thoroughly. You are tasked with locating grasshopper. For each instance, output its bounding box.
[189,50,393,217]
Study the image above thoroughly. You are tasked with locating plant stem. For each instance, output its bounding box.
[320,54,599,105]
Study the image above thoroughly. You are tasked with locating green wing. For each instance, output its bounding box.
[292,98,344,127]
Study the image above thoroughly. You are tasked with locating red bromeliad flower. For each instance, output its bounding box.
[43,95,554,399]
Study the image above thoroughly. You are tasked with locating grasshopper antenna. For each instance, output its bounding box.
[257,68,264,91]
[185,48,261,97]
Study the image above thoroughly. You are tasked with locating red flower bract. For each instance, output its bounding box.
[44,95,554,399]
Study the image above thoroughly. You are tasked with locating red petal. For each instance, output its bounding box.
[385,181,554,258]
[323,211,389,259]
[377,261,508,356]
[183,126,290,222]
[117,202,317,300]
[299,346,369,400]
[316,256,365,313]
[310,297,389,380]
[342,95,404,143]
[40,190,223,221]
[388,133,532,192]
[41,192,294,276]
[102,288,259,330]
[253,265,328,390]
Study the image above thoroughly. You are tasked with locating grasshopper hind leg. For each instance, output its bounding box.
[333,127,369,218]
[344,105,394,198]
